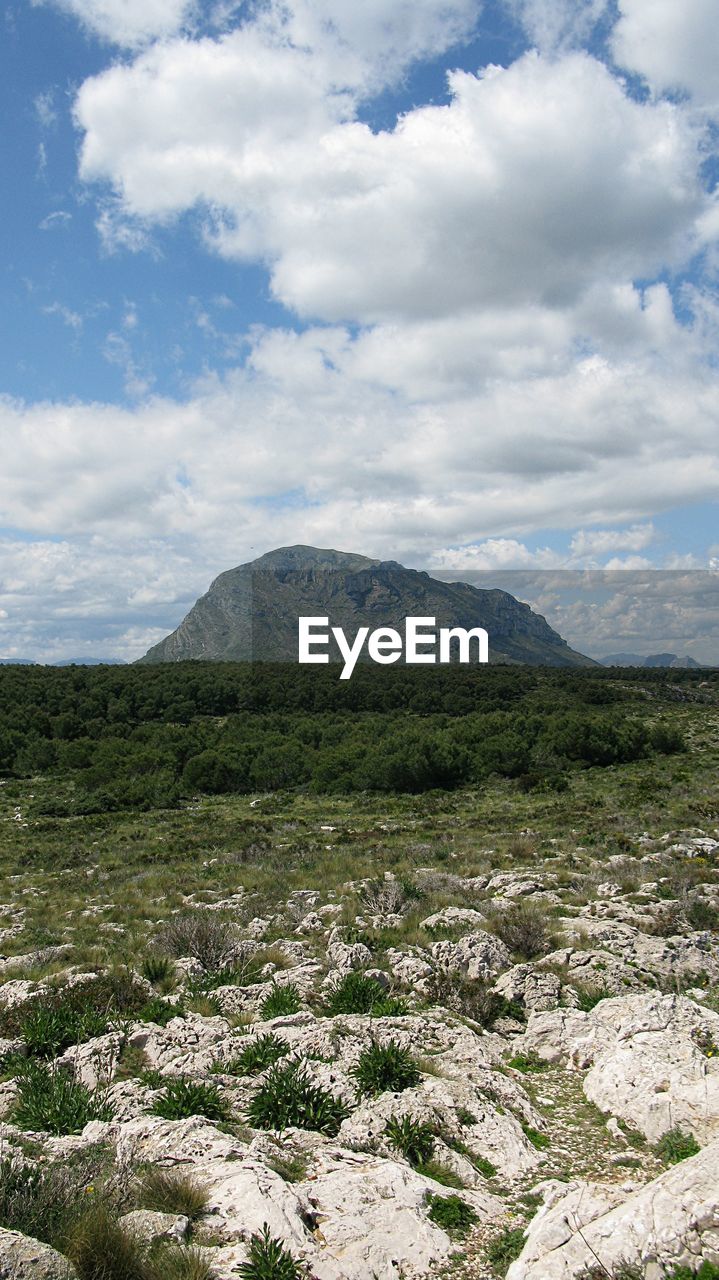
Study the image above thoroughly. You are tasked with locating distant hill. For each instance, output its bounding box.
[600,652,706,669]
[139,544,594,667]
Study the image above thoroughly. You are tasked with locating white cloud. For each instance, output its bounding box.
[42,302,83,330]
[569,524,656,557]
[612,0,719,107]
[75,45,708,324]
[37,0,195,49]
[504,0,608,55]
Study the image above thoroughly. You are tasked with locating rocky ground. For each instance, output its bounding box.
[0,826,718,1279]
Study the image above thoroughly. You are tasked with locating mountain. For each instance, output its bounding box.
[600,652,706,669]
[140,545,594,667]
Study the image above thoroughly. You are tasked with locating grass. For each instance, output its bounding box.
[506,1050,549,1074]
[246,1059,350,1135]
[485,901,556,960]
[137,1167,209,1222]
[352,1040,422,1097]
[385,1114,435,1166]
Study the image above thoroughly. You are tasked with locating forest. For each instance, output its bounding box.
[0,661,702,811]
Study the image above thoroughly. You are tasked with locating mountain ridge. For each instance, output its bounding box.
[140,545,594,667]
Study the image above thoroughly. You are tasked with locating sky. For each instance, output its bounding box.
[1,0,719,661]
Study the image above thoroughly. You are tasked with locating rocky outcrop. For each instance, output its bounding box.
[506,1140,719,1279]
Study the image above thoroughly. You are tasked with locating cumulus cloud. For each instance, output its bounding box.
[612,0,719,107]
[75,45,708,324]
[37,0,195,49]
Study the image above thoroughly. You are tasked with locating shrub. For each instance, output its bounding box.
[260,984,302,1020]
[486,901,555,960]
[247,1060,349,1136]
[685,897,719,932]
[21,1003,108,1060]
[155,912,238,972]
[11,1061,115,1135]
[425,972,523,1027]
[654,1127,700,1165]
[353,1040,422,1097]
[485,1224,526,1273]
[507,1051,549,1073]
[151,1078,232,1124]
[325,972,406,1017]
[360,878,416,917]
[138,1167,209,1221]
[425,1192,478,1239]
[237,1223,301,1279]
[226,1033,290,1076]
[385,1114,435,1166]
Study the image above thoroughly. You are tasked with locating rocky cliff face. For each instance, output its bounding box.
[140,544,593,666]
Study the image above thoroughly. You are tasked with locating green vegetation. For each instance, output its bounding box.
[325,971,407,1016]
[485,1224,527,1274]
[352,1040,423,1097]
[237,1223,302,1280]
[150,1077,232,1123]
[506,1050,549,1073]
[137,1167,209,1222]
[259,983,302,1020]
[385,1114,435,1166]
[0,662,691,811]
[654,1127,701,1165]
[425,1191,478,1238]
[246,1060,349,1135]
[226,1033,290,1076]
[11,1061,115,1135]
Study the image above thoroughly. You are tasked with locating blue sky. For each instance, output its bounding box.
[1,0,718,660]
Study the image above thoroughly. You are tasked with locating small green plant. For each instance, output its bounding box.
[21,1003,108,1060]
[260,984,302,1020]
[237,1223,302,1279]
[325,972,406,1017]
[573,984,614,1013]
[353,1040,422,1097]
[506,1050,549,1074]
[226,1034,290,1076]
[266,1150,310,1183]
[425,1192,478,1239]
[486,1224,526,1274]
[654,1127,700,1166]
[425,972,523,1027]
[521,1124,549,1151]
[11,1062,114,1135]
[151,1077,232,1124]
[0,1154,96,1248]
[385,1114,435,1166]
[141,954,175,986]
[138,1167,209,1221]
[137,997,184,1028]
[456,1107,477,1126]
[247,1060,349,1136]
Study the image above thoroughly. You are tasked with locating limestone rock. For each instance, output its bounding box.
[0,1228,77,1279]
[494,964,562,1012]
[506,1139,719,1279]
[119,1209,189,1245]
[430,932,512,981]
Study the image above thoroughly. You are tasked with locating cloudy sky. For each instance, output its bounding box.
[1,0,719,661]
